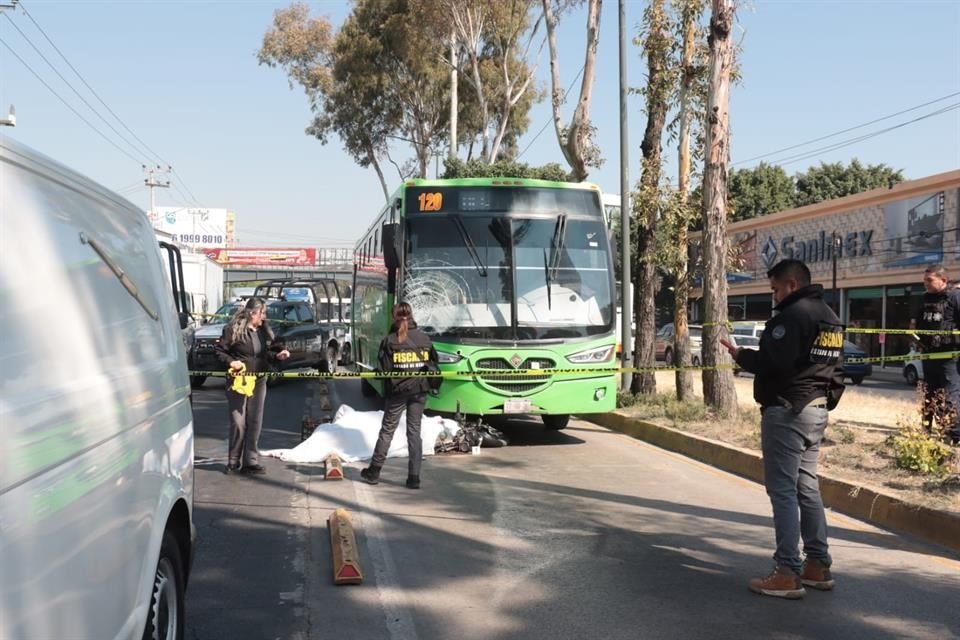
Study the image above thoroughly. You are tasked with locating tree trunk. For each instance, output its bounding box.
[700,0,737,417]
[542,0,602,182]
[542,0,574,170]
[370,151,389,203]
[449,31,458,160]
[631,0,669,396]
[563,0,602,182]
[674,0,698,401]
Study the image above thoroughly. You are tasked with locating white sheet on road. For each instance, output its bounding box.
[261,404,461,463]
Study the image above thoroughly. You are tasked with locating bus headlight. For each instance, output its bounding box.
[566,345,615,364]
[436,350,463,364]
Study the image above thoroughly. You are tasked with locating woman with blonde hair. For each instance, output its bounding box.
[215,297,290,474]
[361,301,439,489]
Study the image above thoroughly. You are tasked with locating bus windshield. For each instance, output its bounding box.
[404,214,613,341]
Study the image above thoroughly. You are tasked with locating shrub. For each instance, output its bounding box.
[890,427,954,477]
[832,426,856,445]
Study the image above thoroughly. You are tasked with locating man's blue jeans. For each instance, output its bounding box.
[760,405,831,574]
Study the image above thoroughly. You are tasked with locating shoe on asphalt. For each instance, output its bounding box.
[749,565,805,599]
[406,475,420,489]
[224,463,240,475]
[241,463,266,475]
[801,558,835,591]
[360,466,381,485]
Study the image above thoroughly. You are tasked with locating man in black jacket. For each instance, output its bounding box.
[721,259,843,600]
[915,265,960,444]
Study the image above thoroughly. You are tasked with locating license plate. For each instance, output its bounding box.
[503,398,533,414]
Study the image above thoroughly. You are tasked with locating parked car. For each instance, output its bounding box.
[189,299,330,387]
[729,320,766,340]
[655,323,703,366]
[903,348,924,386]
[841,340,873,385]
[731,334,760,375]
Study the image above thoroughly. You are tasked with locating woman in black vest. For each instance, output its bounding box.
[361,302,439,489]
[215,297,290,474]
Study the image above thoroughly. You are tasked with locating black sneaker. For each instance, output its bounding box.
[405,475,420,489]
[360,466,381,485]
[242,463,266,475]
[224,463,240,475]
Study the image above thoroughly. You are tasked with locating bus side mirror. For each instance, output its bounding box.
[382,222,401,271]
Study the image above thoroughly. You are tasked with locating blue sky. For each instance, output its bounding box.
[2,0,958,248]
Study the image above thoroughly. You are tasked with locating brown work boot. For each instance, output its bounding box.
[801,558,835,591]
[748,565,805,599]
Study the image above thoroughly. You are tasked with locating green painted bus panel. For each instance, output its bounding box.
[353,178,617,418]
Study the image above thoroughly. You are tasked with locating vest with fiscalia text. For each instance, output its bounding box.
[917,288,960,352]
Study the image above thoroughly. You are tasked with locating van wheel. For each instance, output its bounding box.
[189,375,206,389]
[850,376,864,385]
[142,530,185,640]
[904,365,918,386]
[543,414,570,430]
[692,356,701,367]
[663,348,673,366]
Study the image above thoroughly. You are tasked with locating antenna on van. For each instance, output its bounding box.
[0,105,15,127]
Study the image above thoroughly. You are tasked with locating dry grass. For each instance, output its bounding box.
[619,375,960,515]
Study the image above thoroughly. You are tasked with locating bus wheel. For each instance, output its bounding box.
[341,342,352,366]
[542,414,570,430]
[142,530,185,640]
[190,375,206,389]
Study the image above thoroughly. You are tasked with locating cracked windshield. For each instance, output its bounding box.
[403,189,613,341]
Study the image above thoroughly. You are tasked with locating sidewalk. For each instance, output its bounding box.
[585,410,960,555]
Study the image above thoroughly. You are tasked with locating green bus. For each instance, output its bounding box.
[352,177,618,430]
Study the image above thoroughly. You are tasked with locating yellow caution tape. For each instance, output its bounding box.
[188,349,960,380]
[701,320,959,336]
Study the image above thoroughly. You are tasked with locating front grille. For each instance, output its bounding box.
[475,357,555,393]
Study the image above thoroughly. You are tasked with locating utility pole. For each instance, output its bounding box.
[143,165,171,225]
[618,0,632,390]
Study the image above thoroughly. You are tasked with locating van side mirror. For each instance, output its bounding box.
[382,222,401,271]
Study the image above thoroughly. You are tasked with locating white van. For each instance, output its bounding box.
[0,137,195,640]
[730,320,766,340]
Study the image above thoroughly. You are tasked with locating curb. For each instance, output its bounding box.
[586,411,960,554]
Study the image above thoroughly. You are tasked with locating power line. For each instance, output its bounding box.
[14,1,205,204]
[767,102,960,168]
[733,91,960,167]
[516,65,585,160]
[2,12,148,163]
[15,0,167,167]
[171,168,200,205]
[0,37,144,165]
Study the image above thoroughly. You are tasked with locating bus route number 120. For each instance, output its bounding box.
[417,192,443,212]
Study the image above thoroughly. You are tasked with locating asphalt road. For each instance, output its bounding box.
[184,376,960,640]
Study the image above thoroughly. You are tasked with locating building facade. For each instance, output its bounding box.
[693,169,960,363]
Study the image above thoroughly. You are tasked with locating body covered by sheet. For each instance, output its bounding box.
[261,404,461,463]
